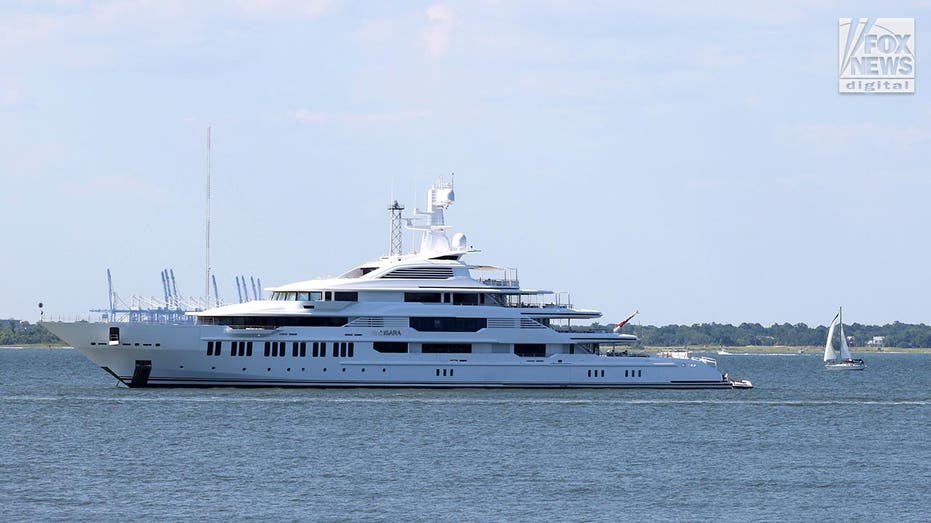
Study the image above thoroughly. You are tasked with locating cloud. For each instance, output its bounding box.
[422,4,459,58]
[292,109,431,125]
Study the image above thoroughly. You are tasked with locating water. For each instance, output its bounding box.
[1,350,929,522]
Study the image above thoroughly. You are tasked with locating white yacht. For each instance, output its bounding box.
[45,179,751,389]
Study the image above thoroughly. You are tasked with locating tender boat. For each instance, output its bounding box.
[44,179,753,389]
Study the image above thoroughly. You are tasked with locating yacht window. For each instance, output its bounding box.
[312,342,319,357]
[264,342,270,357]
[422,343,472,354]
[198,316,349,328]
[360,267,377,275]
[215,342,222,356]
[514,344,546,358]
[300,342,307,357]
[247,342,253,357]
[333,292,358,302]
[453,293,480,305]
[292,342,299,358]
[373,342,408,353]
[297,292,310,301]
[320,342,327,357]
[324,292,332,301]
[404,292,442,303]
[207,341,214,356]
[348,343,354,358]
[410,317,487,332]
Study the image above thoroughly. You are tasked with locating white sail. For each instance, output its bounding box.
[823,313,839,363]
[839,323,853,360]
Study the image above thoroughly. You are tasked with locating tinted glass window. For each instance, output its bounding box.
[514,344,546,358]
[404,292,442,303]
[373,342,408,353]
[422,343,472,354]
[410,317,487,332]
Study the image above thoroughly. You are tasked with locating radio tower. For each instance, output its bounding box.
[389,200,404,256]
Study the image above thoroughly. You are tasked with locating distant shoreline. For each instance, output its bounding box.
[640,345,931,354]
[2,345,929,354]
[0,344,71,349]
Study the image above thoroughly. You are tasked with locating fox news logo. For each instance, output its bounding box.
[839,18,915,93]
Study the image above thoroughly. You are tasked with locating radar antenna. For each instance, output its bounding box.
[389,200,405,256]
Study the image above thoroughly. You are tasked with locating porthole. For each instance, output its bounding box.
[267,367,271,371]
[342,368,346,372]
[179,365,184,369]
[242,368,246,371]
[382,368,386,372]
[323,368,327,372]
[287,368,291,372]
[211,366,215,370]
[361,368,365,372]
[301,368,305,372]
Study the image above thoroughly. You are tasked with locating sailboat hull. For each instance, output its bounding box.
[824,360,865,370]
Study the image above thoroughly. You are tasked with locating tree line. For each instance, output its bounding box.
[2,319,931,348]
[0,321,63,345]
[594,321,931,348]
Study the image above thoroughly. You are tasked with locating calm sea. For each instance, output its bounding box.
[1,349,929,522]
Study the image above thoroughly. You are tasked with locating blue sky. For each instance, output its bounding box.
[2,1,929,327]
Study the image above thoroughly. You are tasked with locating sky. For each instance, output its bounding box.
[1,0,929,327]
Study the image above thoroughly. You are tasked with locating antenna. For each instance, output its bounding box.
[389,200,405,256]
[256,278,263,300]
[236,276,243,303]
[250,277,258,303]
[241,275,248,301]
[205,126,212,305]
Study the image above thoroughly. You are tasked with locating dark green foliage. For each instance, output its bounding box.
[0,321,62,345]
[592,321,931,348]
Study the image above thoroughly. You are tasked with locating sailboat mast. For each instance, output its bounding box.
[205,126,212,307]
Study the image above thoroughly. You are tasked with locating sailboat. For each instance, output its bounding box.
[823,307,865,370]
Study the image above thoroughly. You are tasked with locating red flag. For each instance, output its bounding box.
[613,310,639,333]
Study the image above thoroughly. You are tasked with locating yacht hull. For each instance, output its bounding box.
[45,321,735,389]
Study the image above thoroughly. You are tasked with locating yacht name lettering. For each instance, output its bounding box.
[374,329,402,336]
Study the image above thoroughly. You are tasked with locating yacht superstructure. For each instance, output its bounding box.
[45,179,750,389]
